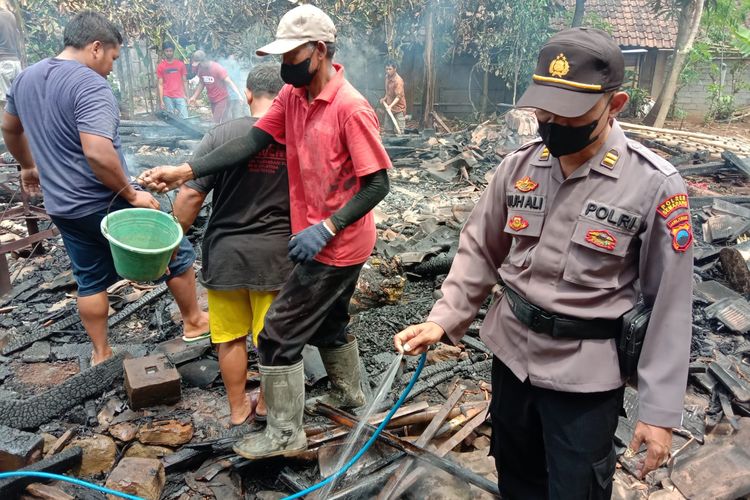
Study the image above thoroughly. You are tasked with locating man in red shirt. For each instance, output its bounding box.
[139,4,391,459]
[156,42,188,118]
[188,50,243,124]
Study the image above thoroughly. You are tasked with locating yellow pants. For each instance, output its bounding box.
[207,289,277,346]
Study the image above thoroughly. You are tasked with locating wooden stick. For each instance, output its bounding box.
[621,121,750,143]
[431,111,452,133]
[433,402,488,438]
[307,401,429,448]
[378,385,466,500]
[315,404,500,497]
[386,400,488,428]
[45,428,77,458]
[628,132,750,154]
[435,406,489,455]
[388,406,491,497]
[384,104,402,135]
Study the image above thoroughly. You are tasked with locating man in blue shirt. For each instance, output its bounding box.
[1,11,209,365]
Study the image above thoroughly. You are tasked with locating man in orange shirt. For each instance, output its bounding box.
[139,4,391,459]
[380,60,406,134]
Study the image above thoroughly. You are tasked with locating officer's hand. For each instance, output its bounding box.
[287,222,334,264]
[628,421,672,478]
[21,167,42,197]
[394,322,445,355]
[137,164,194,193]
[126,190,160,210]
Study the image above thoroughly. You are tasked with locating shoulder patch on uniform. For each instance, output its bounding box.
[626,139,677,176]
[667,213,693,252]
[657,193,689,219]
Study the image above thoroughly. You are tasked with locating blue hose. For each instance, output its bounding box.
[283,351,427,500]
[0,352,427,500]
[0,470,145,499]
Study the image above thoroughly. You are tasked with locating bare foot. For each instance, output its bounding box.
[183,311,210,339]
[91,347,114,366]
[230,394,255,426]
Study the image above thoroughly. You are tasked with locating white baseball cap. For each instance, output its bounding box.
[256,4,336,56]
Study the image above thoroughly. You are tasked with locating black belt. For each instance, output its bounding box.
[503,285,621,340]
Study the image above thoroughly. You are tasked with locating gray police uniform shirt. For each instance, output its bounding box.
[428,120,693,428]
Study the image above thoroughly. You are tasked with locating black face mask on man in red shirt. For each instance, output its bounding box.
[280,56,316,88]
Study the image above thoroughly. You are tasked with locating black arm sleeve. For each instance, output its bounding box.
[189,126,273,178]
[330,169,390,231]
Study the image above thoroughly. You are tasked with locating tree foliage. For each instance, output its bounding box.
[19,0,173,60]
[452,0,559,102]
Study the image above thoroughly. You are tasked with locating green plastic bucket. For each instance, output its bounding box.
[100,208,183,282]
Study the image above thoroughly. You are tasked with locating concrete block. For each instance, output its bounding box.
[137,419,193,447]
[63,434,116,476]
[124,355,181,410]
[104,457,165,500]
[0,425,44,471]
[24,482,74,500]
[123,443,174,460]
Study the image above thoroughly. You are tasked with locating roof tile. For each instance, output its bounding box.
[576,0,678,49]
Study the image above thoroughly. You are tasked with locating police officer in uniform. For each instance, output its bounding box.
[394,28,693,499]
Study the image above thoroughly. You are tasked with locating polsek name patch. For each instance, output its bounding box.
[657,194,688,218]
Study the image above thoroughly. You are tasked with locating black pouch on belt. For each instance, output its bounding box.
[617,302,651,379]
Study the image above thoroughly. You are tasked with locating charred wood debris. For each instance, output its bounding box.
[0,111,749,499]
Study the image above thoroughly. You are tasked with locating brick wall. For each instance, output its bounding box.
[675,57,750,118]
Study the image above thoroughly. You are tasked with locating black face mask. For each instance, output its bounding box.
[538,98,611,157]
[281,56,316,88]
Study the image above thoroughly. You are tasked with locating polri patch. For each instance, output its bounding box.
[515,176,539,193]
[585,229,617,251]
[667,214,693,252]
[582,200,641,233]
[508,215,529,232]
[657,193,688,218]
[506,193,545,212]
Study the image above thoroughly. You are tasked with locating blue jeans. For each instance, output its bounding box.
[163,97,188,119]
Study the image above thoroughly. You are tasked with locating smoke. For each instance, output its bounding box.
[333,37,385,106]
[216,54,253,93]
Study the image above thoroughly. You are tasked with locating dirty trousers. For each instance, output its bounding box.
[257,260,364,366]
[489,357,624,500]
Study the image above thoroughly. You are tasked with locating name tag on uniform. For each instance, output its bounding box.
[581,200,641,233]
[507,193,545,212]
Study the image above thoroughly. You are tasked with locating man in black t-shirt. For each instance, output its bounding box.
[173,63,291,428]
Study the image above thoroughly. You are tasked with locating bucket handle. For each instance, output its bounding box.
[104,184,178,236]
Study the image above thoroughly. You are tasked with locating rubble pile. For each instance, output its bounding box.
[1,112,750,499]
